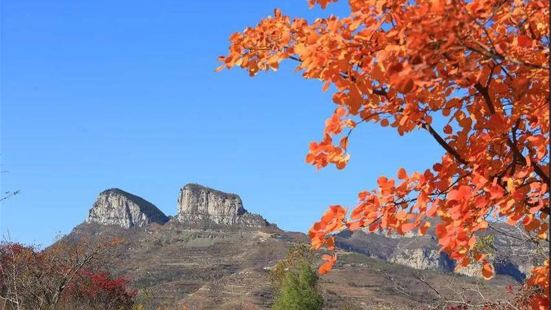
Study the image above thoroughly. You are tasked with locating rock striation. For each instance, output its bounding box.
[176,183,268,228]
[86,188,169,228]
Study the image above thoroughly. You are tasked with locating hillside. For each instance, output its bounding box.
[60,184,527,309]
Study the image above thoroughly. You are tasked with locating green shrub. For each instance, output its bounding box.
[272,245,323,310]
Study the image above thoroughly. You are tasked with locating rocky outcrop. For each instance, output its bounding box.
[336,222,546,281]
[176,184,268,228]
[389,248,453,271]
[336,229,454,272]
[86,188,169,228]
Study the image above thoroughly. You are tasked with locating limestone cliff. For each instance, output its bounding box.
[86,188,169,228]
[336,222,546,282]
[176,183,268,228]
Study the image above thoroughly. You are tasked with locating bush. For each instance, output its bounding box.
[271,245,323,310]
[0,240,136,310]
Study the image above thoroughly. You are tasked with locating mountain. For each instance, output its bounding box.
[335,220,544,282]
[86,188,169,228]
[176,183,269,228]
[61,184,525,309]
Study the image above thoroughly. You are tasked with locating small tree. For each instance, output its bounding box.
[0,238,135,310]
[271,245,323,310]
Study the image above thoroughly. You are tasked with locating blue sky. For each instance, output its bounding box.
[1,0,444,246]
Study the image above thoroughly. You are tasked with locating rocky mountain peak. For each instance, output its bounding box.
[86,188,169,228]
[176,183,268,228]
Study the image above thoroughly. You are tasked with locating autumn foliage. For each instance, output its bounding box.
[218,0,549,307]
[0,241,136,309]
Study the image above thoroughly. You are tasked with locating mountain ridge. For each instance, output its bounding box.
[64,184,535,309]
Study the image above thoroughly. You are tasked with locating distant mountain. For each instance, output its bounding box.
[335,220,545,282]
[60,184,525,309]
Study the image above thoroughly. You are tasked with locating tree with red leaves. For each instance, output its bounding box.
[218,0,549,307]
[0,239,135,310]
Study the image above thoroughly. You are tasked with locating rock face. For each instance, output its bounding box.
[86,188,169,228]
[336,222,547,281]
[176,183,268,228]
[389,248,453,271]
[336,229,454,272]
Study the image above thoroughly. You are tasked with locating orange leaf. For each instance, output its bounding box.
[318,260,333,275]
[431,0,445,12]
[311,236,323,250]
[397,78,414,93]
[516,35,533,48]
[319,254,336,275]
[447,185,472,202]
[482,261,494,280]
[419,221,431,236]
[346,220,364,231]
[322,81,331,92]
[397,167,408,180]
[325,237,335,250]
[400,222,417,234]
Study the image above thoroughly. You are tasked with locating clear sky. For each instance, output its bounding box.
[1,0,444,246]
